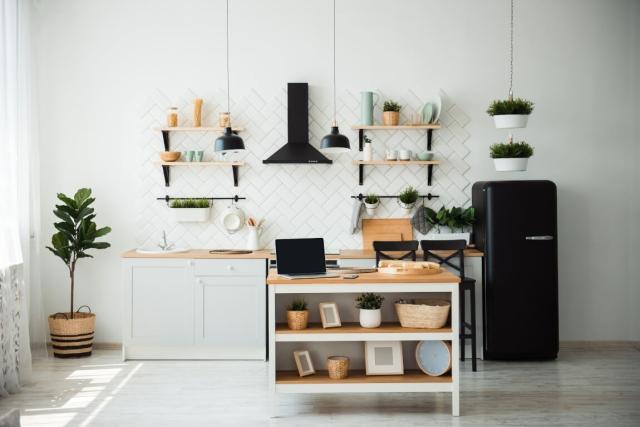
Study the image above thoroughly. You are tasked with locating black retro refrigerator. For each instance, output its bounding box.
[472,181,558,360]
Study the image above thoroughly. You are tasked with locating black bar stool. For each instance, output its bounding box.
[421,239,477,372]
[373,240,419,266]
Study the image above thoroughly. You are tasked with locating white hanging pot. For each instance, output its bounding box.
[364,201,379,215]
[359,308,381,328]
[398,200,416,213]
[172,207,210,222]
[493,158,529,172]
[493,114,529,129]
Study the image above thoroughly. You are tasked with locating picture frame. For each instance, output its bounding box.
[364,341,404,375]
[293,350,315,377]
[319,302,342,328]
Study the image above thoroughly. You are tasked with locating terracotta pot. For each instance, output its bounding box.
[287,310,309,330]
[382,111,400,126]
[48,312,95,358]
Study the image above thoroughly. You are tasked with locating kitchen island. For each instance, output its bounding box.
[267,268,462,416]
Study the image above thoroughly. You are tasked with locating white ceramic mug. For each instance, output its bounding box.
[385,149,397,160]
[398,149,411,160]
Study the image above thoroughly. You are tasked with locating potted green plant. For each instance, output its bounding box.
[486,97,534,129]
[46,188,111,357]
[286,298,309,330]
[490,140,534,171]
[398,186,419,213]
[364,194,380,215]
[425,206,475,244]
[355,293,384,328]
[169,198,211,222]
[382,100,401,126]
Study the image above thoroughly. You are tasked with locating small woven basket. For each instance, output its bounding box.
[395,299,451,328]
[287,310,309,330]
[327,356,350,379]
[48,309,95,358]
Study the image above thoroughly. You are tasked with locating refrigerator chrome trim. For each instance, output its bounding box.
[525,235,554,240]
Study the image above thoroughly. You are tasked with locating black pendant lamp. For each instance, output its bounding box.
[320,0,350,153]
[215,0,245,154]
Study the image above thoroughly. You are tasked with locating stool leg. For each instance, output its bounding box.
[459,287,465,362]
[470,285,477,372]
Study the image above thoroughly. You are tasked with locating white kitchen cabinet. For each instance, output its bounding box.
[122,258,267,360]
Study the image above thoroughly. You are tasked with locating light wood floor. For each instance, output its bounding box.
[1,347,639,426]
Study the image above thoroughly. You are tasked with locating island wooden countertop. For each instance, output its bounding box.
[266,268,461,285]
[121,248,483,259]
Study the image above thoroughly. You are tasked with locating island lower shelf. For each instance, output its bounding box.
[275,322,453,342]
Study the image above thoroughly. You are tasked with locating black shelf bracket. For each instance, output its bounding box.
[352,193,439,201]
[358,129,364,151]
[427,129,433,151]
[162,165,170,187]
[358,164,364,185]
[162,130,170,151]
[428,164,434,186]
[232,165,239,187]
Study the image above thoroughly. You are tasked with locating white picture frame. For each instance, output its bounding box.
[293,350,315,377]
[364,341,404,375]
[319,302,342,328]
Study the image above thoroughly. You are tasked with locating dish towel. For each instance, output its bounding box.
[350,200,364,234]
[411,205,431,235]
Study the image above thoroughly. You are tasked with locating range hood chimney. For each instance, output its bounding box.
[263,83,332,164]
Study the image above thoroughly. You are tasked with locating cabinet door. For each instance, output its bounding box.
[195,275,265,359]
[129,262,193,345]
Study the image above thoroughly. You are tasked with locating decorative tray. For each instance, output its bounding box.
[377,260,441,275]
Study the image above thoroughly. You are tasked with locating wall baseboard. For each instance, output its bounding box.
[560,340,640,351]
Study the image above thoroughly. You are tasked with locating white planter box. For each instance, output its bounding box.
[493,158,529,172]
[425,232,470,245]
[171,207,210,222]
[493,114,529,129]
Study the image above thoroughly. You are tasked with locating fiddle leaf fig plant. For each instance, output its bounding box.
[46,188,111,318]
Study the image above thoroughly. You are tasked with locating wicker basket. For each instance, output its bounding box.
[327,356,350,379]
[48,310,95,358]
[395,299,450,328]
[287,310,309,330]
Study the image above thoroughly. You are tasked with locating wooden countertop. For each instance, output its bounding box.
[122,248,483,259]
[266,268,461,285]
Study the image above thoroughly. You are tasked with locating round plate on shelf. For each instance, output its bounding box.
[415,340,452,376]
[422,103,434,125]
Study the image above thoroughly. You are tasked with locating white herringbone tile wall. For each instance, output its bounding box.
[138,88,471,251]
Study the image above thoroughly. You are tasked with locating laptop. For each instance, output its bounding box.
[275,238,339,279]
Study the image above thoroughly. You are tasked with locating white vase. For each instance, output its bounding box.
[171,207,210,222]
[359,309,381,328]
[426,231,471,245]
[363,142,373,161]
[364,200,379,215]
[247,228,260,250]
[493,158,529,172]
[493,114,529,129]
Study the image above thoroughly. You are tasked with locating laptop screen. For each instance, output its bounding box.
[275,238,327,275]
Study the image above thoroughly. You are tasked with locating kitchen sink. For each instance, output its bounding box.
[135,247,189,255]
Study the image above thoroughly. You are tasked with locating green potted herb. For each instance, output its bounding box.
[46,188,111,357]
[382,100,401,126]
[486,97,534,129]
[355,293,384,328]
[398,186,419,213]
[364,194,380,215]
[286,298,309,330]
[490,140,534,171]
[425,206,475,244]
[169,198,211,222]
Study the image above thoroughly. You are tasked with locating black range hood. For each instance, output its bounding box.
[263,83,332,164]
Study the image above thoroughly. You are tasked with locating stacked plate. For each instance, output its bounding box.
[422,94,442,124]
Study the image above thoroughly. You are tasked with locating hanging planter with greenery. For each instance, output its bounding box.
[364,194,380,215]
[490,140,534,171]
[169,198,211,222]
[398,186,419,213]
[487,98,534,129]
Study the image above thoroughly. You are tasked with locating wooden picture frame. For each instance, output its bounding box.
[293,350,315,377]
[364,341,404,375]
[319,302,342,328]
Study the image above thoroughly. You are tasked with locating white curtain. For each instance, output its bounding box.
[0,0,38,395]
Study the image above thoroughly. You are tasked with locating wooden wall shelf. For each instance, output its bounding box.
[157,161,244,187]
[351,124,441,130]
[353,160,441,186]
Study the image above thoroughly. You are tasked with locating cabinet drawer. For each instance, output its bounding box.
[192,259,265,277]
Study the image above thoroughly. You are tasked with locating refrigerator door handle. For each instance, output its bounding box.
[525,235,554,241]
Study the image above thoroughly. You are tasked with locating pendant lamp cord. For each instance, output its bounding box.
[508,0,514,100]
[226,0,231,118]
[332,0,337,124]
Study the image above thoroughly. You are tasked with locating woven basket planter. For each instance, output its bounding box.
[327,356,350,379]
[395,299,450,328]
[286,310,309,330]
[48,311,95,358]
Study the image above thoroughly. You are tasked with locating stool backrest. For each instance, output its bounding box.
[420,239,466,279]
[373,240,419,266]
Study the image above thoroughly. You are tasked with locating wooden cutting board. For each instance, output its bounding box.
[362,218,413,249]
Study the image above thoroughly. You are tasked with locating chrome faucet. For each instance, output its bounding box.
[157,231,174,251]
